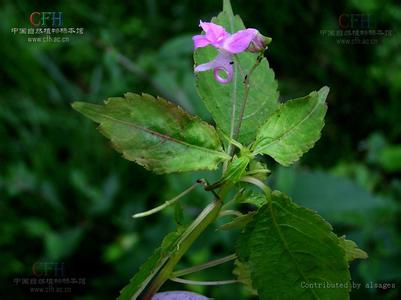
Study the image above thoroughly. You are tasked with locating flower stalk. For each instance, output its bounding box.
[171,253,236,278]
[141,196,224,299]
[231,53,264,153]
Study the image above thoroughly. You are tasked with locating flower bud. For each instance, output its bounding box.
[247,32,272,53]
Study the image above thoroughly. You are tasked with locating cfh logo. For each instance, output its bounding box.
[338,14,371,29]
[29,12,63,27]
[32,262,65,277]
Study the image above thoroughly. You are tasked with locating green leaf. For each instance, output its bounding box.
[45,227,84,260]
[204,155,250,190]
[253,87,329,166]
[118,247,162,299]
[247,160,270,181]
[237,191,350,300]
[378,144,401,172]
[194,3,279,145]
[274,167,385,223]
[222,155,250,184]
[218,212,255,231]
[233,259,258,296]
[235,186,267,208]
[339,236,368,262]
[118,231,181,300]
[72,93,230,174]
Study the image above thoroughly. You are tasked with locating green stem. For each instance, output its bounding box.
[231,54,264,152]
[133,182,199,218]
[233,55,245,78]
[169,277,238,286]
[219,210,243,217]
[218,128,244,151]
[224,0,238,169]
[142,198,224,299]
[172,254,236,277]
[245,169,271,176]
[241,176,271,199]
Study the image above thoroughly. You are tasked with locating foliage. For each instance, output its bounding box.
[72,94,229,174]
[237,191,351,299]
[252,87,328,166]
[1,0,400,299]
[194,3,279,145]
[73,1,366,299]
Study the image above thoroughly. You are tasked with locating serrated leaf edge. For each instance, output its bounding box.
[252,89,328,166]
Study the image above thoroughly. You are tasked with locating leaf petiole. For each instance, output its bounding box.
[218,128,244,151]
[245,168,271,176]
[133,182,200,218]
[240,176,271,200]
[219,210,243,218]
[172,253,237,277]
[169,277,238,286]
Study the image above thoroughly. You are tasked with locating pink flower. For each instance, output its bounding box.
[152,291,208,300]
[193,21,268,84]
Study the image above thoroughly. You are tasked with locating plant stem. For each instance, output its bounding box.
[133,182,199,218]
[230,54,264,157]
[172,254,236,277]
[241,176,271,199]
[169,277,238,286]
[245,169,271,176]
[219,210,243,217]
[234,55,245,78]
[141,198,224,299]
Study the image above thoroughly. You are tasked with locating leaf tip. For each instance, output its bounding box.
[71,101,85,113]
[223,0,234,15]
[318,86,330,103]
[339,236,368,263]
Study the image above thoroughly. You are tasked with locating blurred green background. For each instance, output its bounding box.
[1,0,400,299]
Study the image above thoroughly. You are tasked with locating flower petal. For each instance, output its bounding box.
[194,59,220,72]
[214,65,233,84]
[194,51,234,84]
[194,51,231,72]
[192,34,211,49]
[223,28,258,53]
[199,21,228,45]
[152,291,209,300]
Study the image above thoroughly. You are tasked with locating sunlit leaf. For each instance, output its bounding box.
[253,87,328,166]
[72,93,230,174]
[221,155,250,184]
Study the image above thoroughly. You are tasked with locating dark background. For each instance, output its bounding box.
[1,0,400,299]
